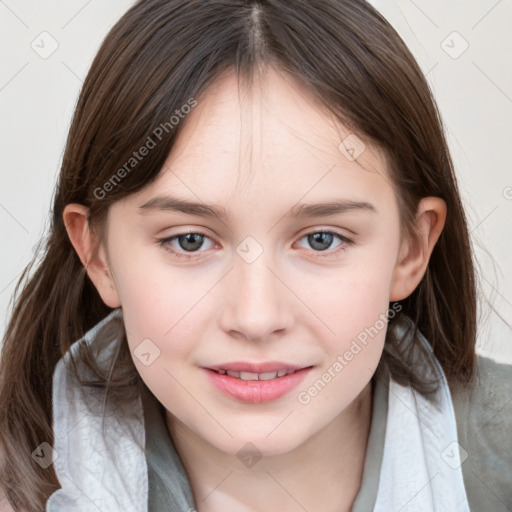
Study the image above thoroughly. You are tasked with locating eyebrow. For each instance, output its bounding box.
[288,199,376,217]
[138,195,377,221]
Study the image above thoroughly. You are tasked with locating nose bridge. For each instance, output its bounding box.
[219,81,292,340]
[219,239,292,341]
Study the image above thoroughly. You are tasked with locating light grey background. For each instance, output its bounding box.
[0,0,511,362]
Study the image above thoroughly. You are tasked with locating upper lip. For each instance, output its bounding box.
[203,361,312,373]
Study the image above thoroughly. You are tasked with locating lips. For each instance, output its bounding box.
[201,361,313,403]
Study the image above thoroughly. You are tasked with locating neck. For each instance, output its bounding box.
[166,380,374,512]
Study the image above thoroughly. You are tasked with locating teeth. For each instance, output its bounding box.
[239,371,259,381]
[259,371,278,380]
[218,369,296,380]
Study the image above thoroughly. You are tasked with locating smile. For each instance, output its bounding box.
[202,365,313,403]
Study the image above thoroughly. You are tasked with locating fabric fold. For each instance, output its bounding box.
[373,315,470,511]
[46,308,148,512]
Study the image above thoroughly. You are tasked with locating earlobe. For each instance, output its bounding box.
[390,197,447,301]
[63,204,121,308]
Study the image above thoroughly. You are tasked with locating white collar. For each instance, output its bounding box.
[374,316,470,511]
[46,308,147,511]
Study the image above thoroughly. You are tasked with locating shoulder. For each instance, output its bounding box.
[449,355,512,511]
[451,354,512,430]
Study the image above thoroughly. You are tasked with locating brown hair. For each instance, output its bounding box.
[0,0,477,509]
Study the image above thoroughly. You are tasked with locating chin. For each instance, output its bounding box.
[205,426,310,459]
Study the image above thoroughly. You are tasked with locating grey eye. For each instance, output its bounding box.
[176,233,206,252]
[306,232,336,251]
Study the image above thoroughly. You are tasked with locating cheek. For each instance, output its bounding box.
[108,246,209,380]
[331,277,391,339]
[117,267,206,414]
[109,233,202,333]
[294,277,390,416]
[292,242,396,394]
[297,253,396,344]
[321,282,388,389]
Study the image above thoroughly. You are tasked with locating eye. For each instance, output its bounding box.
[157,229,354,261]
[158,231,216,261]
[295,230,353,257]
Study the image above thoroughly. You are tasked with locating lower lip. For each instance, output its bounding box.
[202,367,312,403]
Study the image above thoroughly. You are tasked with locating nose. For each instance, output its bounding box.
[217,248,294,343]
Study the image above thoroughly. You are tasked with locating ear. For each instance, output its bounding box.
[390,197,447,301]
[63,204,121,308]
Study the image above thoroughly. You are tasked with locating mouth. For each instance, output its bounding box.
[201,363,314,403]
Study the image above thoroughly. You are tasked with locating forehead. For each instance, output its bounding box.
[133,66,394,217]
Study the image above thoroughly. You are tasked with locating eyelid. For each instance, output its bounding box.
[157,230,217,260]
[293,229,354,259]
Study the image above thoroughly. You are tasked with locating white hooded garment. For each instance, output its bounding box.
[45,308,470,511]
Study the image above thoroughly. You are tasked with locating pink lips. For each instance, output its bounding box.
[201,361,313,403]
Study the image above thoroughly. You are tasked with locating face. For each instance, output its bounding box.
[101,66,404,457]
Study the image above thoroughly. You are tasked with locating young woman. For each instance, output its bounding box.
[1,1,511,511]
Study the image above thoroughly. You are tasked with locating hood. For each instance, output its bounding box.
[45,308,470,511]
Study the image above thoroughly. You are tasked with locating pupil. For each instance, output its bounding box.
[309,232,332,251]
[180,233,203,251]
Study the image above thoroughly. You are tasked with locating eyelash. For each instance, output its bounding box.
[157,229,354,261]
